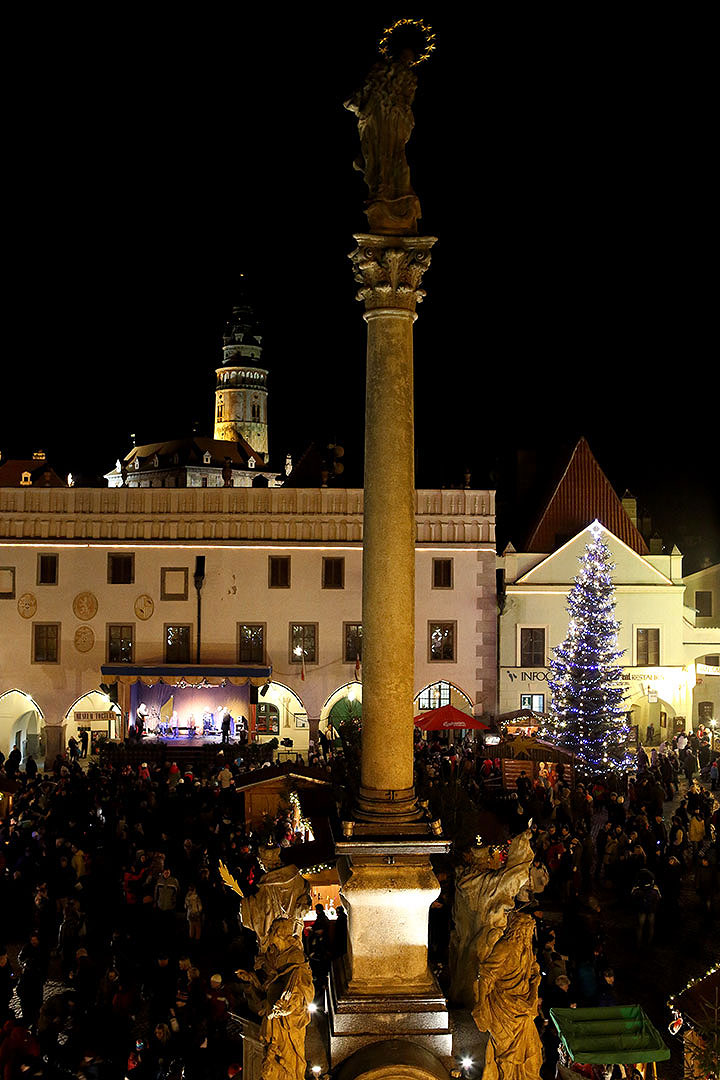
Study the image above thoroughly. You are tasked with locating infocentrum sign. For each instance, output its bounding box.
[697,663,720,677]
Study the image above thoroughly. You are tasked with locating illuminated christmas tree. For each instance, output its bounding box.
[542,522,633,773]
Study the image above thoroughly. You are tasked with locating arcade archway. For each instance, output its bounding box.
[413,680,473,715]
[64,691,121,755]
[256,681,308,753]
[0,690,45,759]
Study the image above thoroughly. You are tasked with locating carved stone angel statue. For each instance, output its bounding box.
[449,830,534,1008]
[219,860,311,953]
[235,917,315,1080]
[344,49,422,235]
[473,909,544,1080]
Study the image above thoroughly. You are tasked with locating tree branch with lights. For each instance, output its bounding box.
[540,523,633,775]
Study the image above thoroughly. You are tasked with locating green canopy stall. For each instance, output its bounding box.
[550,1006,670,1078]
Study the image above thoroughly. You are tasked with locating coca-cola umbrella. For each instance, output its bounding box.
[413,704,489,731]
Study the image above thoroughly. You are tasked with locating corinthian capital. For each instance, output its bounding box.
[349,234,436,312]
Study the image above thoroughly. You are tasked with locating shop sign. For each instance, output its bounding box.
[697,663,720,677]
[505,669,548,682]
[74,711,114,724]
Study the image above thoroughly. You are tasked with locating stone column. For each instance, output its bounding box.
[326,234,451,1069]
[350,233,436,824]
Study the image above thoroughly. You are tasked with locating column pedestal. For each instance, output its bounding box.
[326,836,452,1067]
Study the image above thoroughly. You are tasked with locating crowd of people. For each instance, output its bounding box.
[414,727,719,1078]
[0,723,717,1078]
[0,745,335,1078]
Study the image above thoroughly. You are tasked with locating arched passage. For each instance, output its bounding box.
[0,690,45,759]
[320,682,363,723]
[64,690,121,755]
[256,681,309,752]
[413,680,473,715]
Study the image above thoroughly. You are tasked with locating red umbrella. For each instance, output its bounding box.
[413,704,489,730]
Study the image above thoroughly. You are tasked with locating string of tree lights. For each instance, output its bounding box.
[540,522,635,774]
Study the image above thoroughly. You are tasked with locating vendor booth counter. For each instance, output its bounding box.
[551,1005,670,1079]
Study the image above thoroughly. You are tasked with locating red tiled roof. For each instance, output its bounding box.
[0,460,66,488]
[526,438,649,555]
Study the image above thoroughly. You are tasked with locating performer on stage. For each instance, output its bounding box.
[187,714,196,739]
[221,710,232,744]
[136,703,149,738]
[203,710,214,736]
[235,714,248,746]
[172,711,180,739]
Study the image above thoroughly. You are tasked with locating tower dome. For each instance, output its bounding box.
[214,290,269,459]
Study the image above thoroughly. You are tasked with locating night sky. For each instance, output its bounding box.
[4,12,718,568]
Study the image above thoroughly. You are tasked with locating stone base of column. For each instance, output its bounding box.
[326,956,453,1068]
[355,784,424,824]
[327,826,453,1070]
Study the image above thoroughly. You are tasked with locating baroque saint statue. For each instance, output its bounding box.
[235,917,315,1080]
[344,48,422,235]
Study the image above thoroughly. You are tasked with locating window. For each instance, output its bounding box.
[698,702,714,723]
[269,556,290,588]
[238,624,265,664]
[108,624,134,663]
[695,591,713,618]
[0,567,16,599]
[165,624,191,663]
[417,681,452,710]
[636,628,660,666]
[290,623,317,665]
[37,553,58,585]
[344,622,363,663]
[107,553,134,584]
[33,623,60,663]
[161,567,189,601]
[432,558,453,589]
[520,693,545,712]
[429,621,456,662]
[322,557,345,589]
[520,628,546,667]
[705,655,720,667]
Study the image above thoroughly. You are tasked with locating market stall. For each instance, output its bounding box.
[550,1005,670,1079]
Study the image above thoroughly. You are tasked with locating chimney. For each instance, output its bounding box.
[649,533,664,554]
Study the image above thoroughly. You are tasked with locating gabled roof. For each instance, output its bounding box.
[516,521,673,587]
[122,436,265,470]
[526,438,648,555]
[0,459,66,488]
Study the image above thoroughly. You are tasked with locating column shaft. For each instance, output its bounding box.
[360,308,416,805]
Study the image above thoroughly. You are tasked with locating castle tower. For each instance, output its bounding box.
[214,294,269,460]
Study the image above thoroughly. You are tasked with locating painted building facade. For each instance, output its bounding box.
[498,440,720,739]
[0,486,497,761]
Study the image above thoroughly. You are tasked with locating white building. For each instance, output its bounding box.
[498,440,720,741]
[0,485,497,761]
[683,561,720,726]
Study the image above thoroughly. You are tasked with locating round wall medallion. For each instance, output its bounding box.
[74,626,95,653]
[73,591,98,621]
[17,593,38,619]
[134,594,154,620]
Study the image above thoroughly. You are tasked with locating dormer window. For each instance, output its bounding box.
[20,471,32,486]
[133,458,140,470]
[203,451,212,465]
[151,454,159,468]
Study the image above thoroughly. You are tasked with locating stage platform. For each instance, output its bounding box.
[99,736,276,773]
